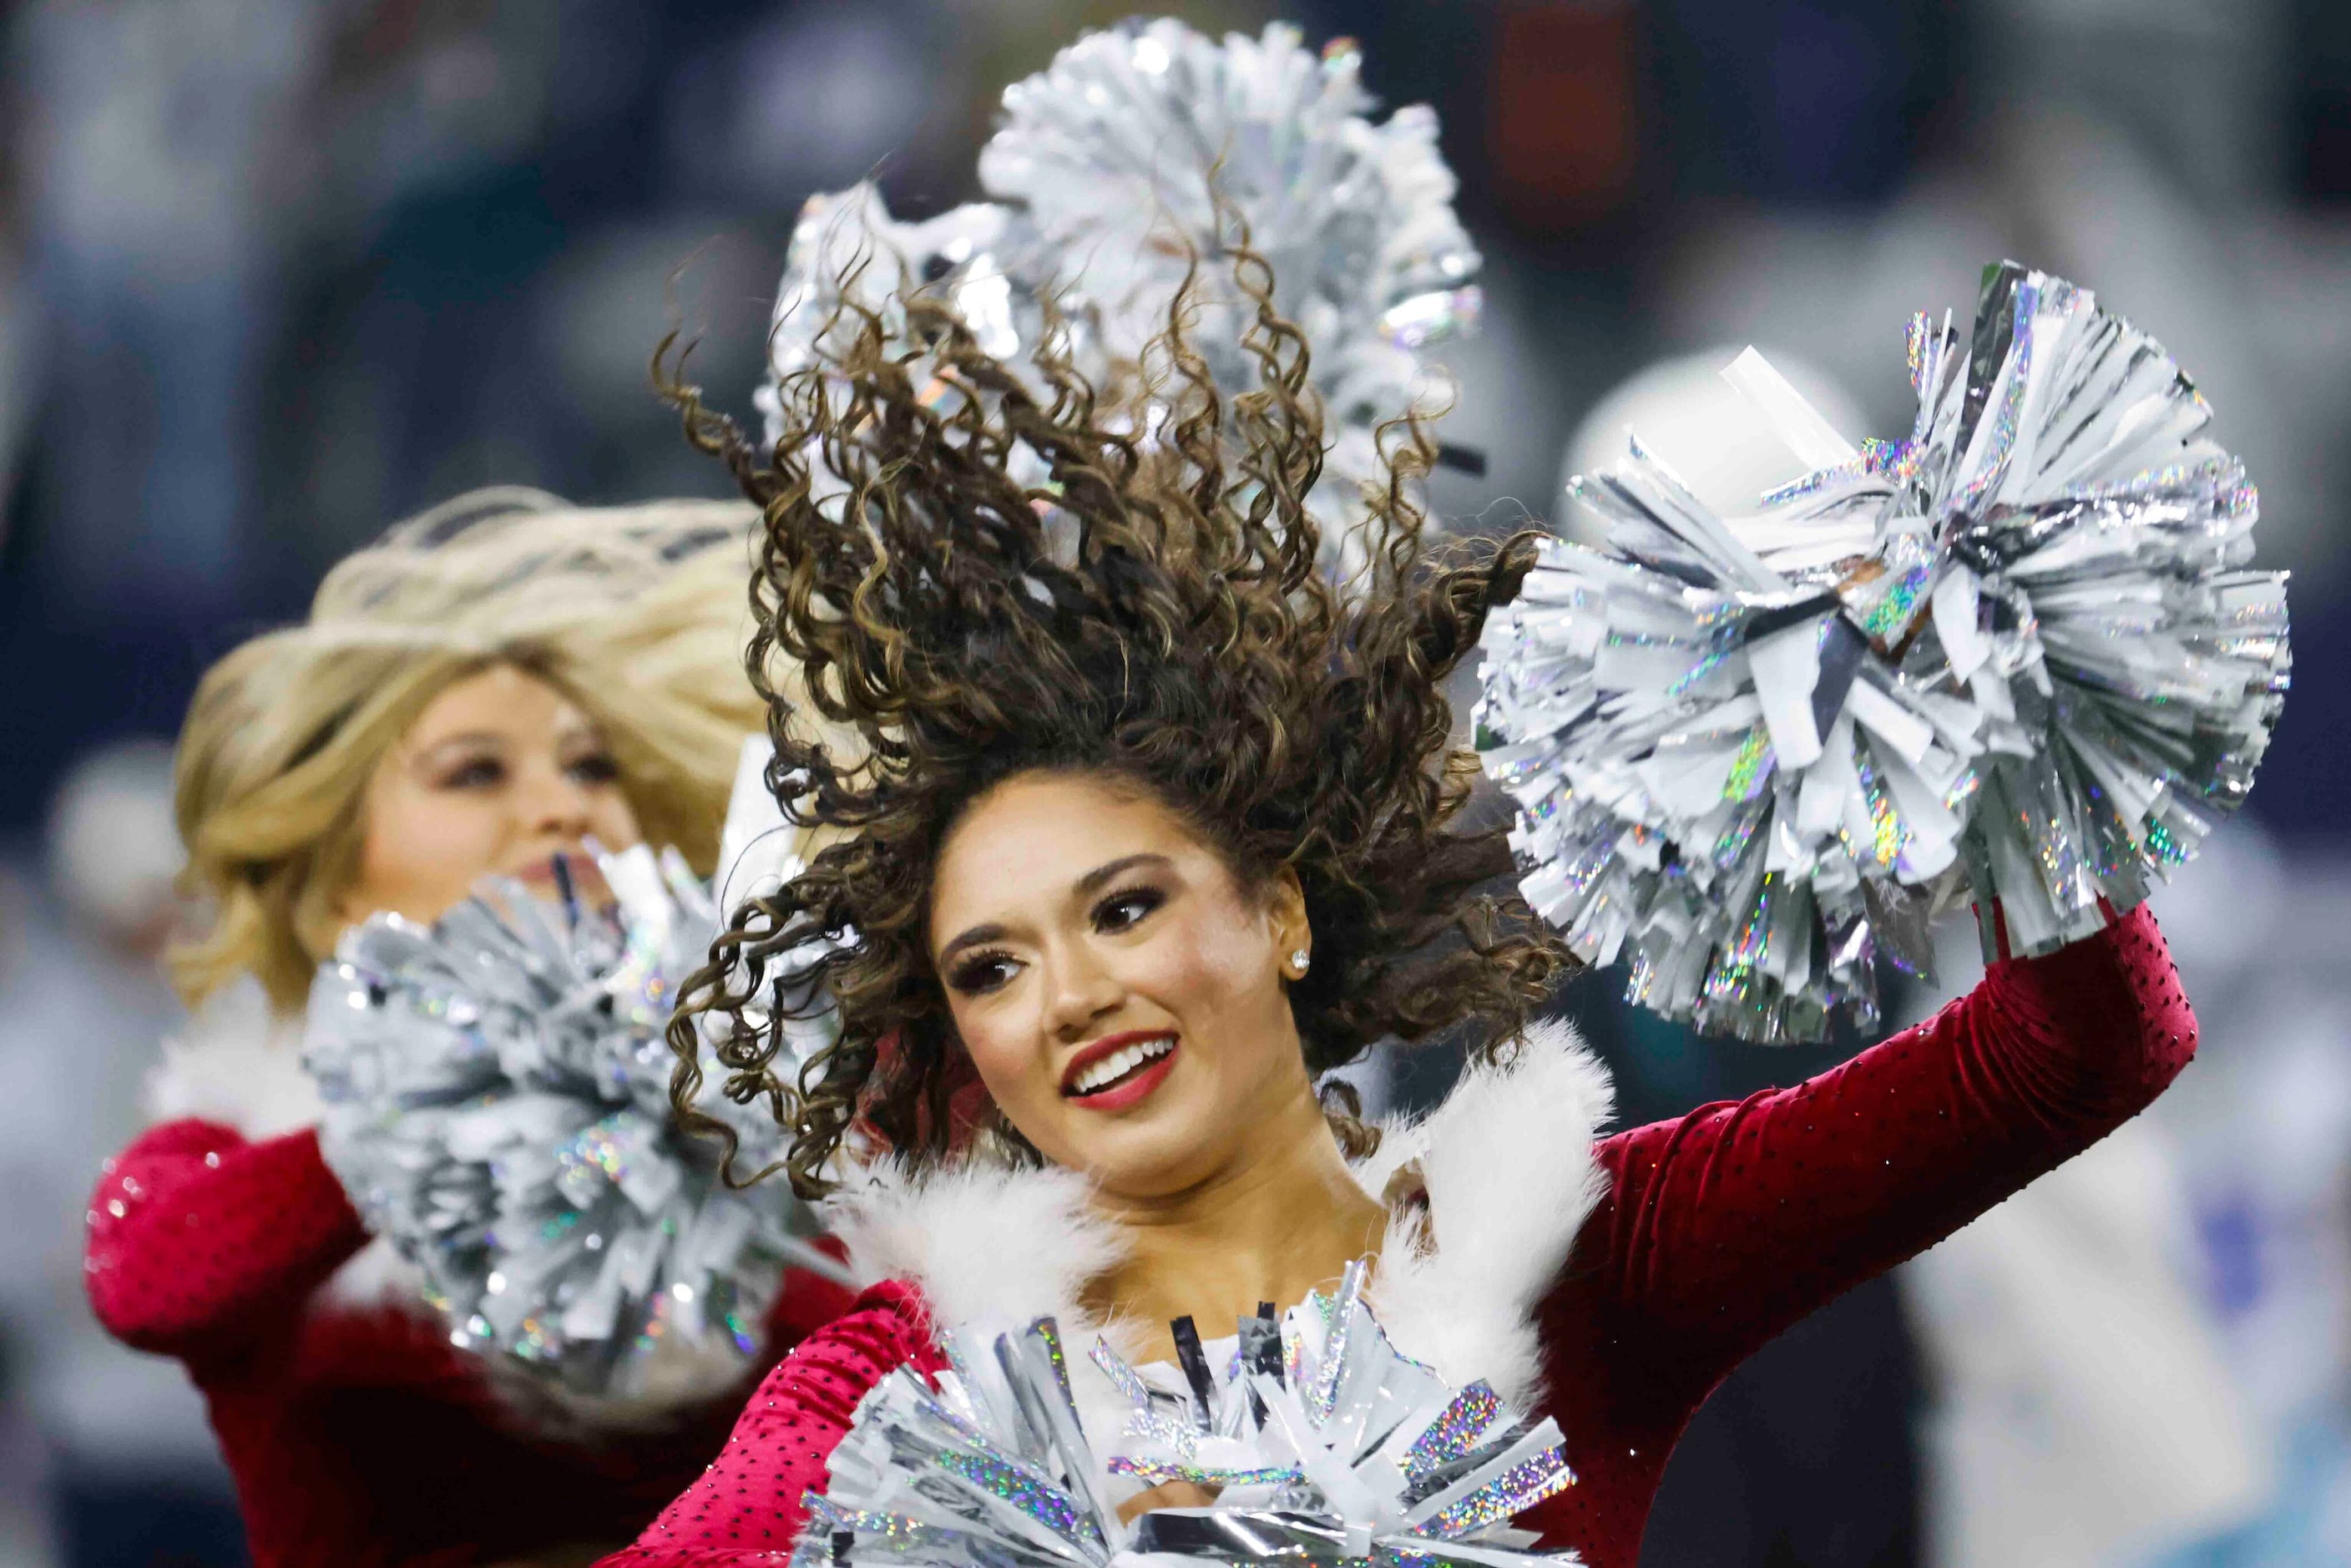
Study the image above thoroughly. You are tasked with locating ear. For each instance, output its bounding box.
[1266,864,1310,970]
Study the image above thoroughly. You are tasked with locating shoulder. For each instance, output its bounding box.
[726,1278,942,1429]
[820,1157,1121,1339]
[1364,1018,1615,1408]
[731,1282,947,1459]
[785,1280,943,1379]
[143,979,321,1137]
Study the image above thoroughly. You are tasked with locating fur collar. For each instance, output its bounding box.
[145,979,326,1138]
[821,1019,1614,1418]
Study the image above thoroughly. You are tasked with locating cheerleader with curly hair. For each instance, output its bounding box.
[597,227,2204,1568]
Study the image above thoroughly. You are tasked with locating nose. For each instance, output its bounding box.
[1041,941,1124,1043]
[518,761,598,842]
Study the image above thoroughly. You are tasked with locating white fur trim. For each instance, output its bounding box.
[827,1159,1130,1341]
[144,983,431,1309]
[316,1236,427,1310]
[824,1157,1145,1479]
[1362,1019,1615,1408]
[142,978,324,1138]
[820,1021,1614,1417]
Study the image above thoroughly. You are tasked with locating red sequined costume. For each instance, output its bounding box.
[598,906,2197,1568]
[83,1003,857,1568]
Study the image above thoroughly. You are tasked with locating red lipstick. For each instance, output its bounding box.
[1059,1029,1180,1111]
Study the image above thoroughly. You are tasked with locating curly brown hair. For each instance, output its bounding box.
[661,238,1571,1198]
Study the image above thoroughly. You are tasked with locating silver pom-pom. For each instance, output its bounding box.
[756,185,1037,464]
[304,826,847,1407]
[756,18,1481,584]
[979,18,1481,580]
[805,1261,1582,1568]
[1477,260,2289,1043]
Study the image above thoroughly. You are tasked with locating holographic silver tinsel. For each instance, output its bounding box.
[305,827,847,1405]
[803,1262,1582,1568]
[1477,261,2290,1044]
[757,18,1481,584]
[753,186,1041,507]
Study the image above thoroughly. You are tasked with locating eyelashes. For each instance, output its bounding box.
[947,949,1019,996]
[940,883,1170,998]
[427,750,620,792]
[435,756,505,791]
[1093,884,1165,933]
[565,750,622,785]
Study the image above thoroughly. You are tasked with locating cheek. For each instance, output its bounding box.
[945,993,1057,1128]
[589,785,644,847]
[353,784,504,905]
[1135,897,1282,1045]
[945,994,1012,1075]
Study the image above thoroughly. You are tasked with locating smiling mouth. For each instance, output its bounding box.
[1060,1032,1179,1105]
[513,848,594,883]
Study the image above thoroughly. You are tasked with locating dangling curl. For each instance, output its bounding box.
[660,225,1572,1199]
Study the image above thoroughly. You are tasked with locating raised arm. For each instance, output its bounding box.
[601,1281,943,1568]
[83,1118,370,1357]
[1570,903,2195,1394]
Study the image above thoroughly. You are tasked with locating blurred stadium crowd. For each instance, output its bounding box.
[3,2,2349,1565]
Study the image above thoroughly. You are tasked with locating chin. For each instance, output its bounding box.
[1063,1119,1231,1199]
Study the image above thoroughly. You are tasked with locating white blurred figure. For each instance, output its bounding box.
[1559,352,2274,1568]
[0,741,231,1566]
[1555,345,1867,539]
[2135,832,2351,1567]
[0,867,57,1568]
[13,0,330,617]
[1901,913,2273,1568]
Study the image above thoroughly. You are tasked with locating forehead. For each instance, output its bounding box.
[407,664,586,743]
[929,774,1208,938]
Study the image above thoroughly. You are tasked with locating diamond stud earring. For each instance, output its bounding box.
[1290,948,1311,975]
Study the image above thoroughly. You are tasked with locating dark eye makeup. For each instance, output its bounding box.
[1092,883,1165,933]
[946,949,1020,996]
[941,884,1168,998]
[564,750,622,786]
[436,756,506,790]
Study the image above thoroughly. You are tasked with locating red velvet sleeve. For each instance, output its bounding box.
[1525,905,2197,1565]
[1575,900,2194,1391]
[602,1281,943,1567]
[83,1118,371,1358]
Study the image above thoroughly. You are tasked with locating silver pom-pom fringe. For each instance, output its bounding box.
[1477,260,2289,1043]
[804,1260,1581,1568]
[981,18,1481,583]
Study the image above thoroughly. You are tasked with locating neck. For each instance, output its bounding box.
[1079,1082,1388,1363]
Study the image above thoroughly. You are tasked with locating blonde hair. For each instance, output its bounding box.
[172,487,771,1014]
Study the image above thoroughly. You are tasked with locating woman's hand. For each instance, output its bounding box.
[1115,1480,1220,1523]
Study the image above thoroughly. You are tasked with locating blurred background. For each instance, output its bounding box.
[3,1,2348,1565]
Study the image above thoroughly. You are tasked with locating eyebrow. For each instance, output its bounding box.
[411,716,604,761]
[407,731,512,767]
[934,852,1175,966]
[1075,852,1172,896]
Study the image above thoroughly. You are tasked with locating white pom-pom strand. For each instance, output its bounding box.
[979,18,1483,584]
